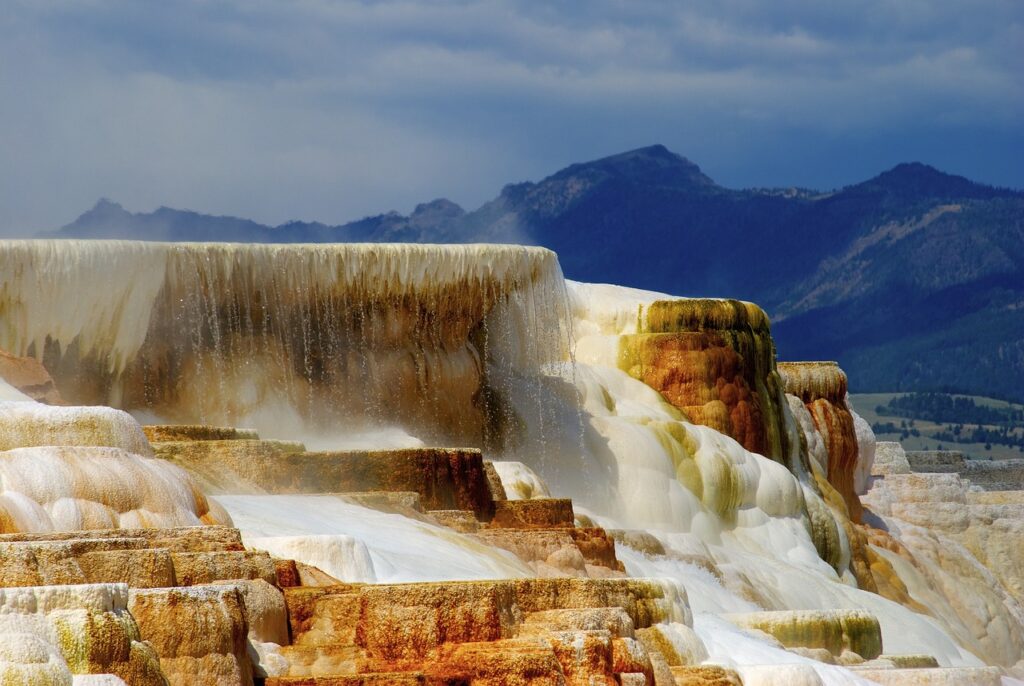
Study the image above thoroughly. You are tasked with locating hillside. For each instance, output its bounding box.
[849,392,1024,461]
[53,146,1024,401]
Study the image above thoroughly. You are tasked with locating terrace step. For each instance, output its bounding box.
[724,609,882,660]
[489,499,575,529]
[144,424,260,442]
[850,666,1003,685]
[154,442,495,518]
[0,525,246,552]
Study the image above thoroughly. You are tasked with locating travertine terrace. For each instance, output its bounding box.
[1,241,1022,685]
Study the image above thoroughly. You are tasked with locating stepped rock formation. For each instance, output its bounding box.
[903,450,1024,491]
[1,240,1023,684]
[861,442,1024,669]
[778,362,866,520]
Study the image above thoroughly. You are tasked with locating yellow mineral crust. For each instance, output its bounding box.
[641,298,771,335]
[778,361,848,405]
[0,582,165,686]
[725,609,883,660]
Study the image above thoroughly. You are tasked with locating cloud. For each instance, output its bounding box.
[0,0,1021,234]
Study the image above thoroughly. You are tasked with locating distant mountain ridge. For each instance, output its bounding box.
[53,146,1024,402]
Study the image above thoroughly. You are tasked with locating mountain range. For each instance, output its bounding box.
[52,145,1024,402]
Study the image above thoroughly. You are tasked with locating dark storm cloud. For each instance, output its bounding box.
[1,0,1021,234]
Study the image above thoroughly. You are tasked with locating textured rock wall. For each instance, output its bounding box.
[0,240,573,450]
[862,446,1024,668]
[618,299,791,464]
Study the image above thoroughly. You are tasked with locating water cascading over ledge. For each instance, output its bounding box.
[0,240,574,451]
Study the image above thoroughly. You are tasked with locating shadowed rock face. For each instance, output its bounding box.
[619,299,790,463]
[153,441,498,520]
[0,241,573,452]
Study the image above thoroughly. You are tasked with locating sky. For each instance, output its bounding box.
[1,0,1021,234]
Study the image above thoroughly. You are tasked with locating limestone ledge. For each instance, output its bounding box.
[724,609,883,661]
[152,441,497,520]
[862,463,1024,666]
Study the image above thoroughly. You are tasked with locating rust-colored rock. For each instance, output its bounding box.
[356,582,518,664]
[511,578,671,630]
[608,530,666,557]
[0,538,175,588]
[294,561,346,587]
[618,299,790,463]
[483,461,507,501]
[283,577,673,682]
[476,526,624,578]
[267,675,460,685]
[780,362,861,521]
[275,558,302,587]
[128,584,254,686]
[285,585,365,648]
[520,608,635,638]
[545,630,616,686]
[489,499,575,529]
[476,529,587,577]
[611,636,654,683]
[426,639,565,685]
[0,349,64,404]
[170,550,277,586]
[428,510,480,533]
[0,525,246,553]
[569,528,625,573]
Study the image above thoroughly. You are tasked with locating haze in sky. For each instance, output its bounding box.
[1,0,1021,234]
